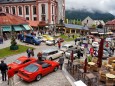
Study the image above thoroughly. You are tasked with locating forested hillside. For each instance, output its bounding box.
[65,9,115,22]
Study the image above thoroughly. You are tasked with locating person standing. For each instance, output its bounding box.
[77,49,81,59]
[0,60,8,81]
[31,49,34,57]
[75,38,77,45]
[37,52,42,61]
[90,47,94,57]
[26,48,31,58]
[58,56,64,70]
[58,41,61,49]
[7,67,14,86]
[72,34,74,39]
[53,40,55,46]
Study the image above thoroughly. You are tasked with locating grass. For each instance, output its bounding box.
[0,45,34,59]
[60,34,80,42]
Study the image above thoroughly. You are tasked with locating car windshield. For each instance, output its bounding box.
[103,50,109,55]
[94,42,98,44]
[38,37,42,39]
[48,40,53,42]
[48,35,53,38]
[42,53,48,56]
[62,46,67,48]
[14,60,22,64]
[67,50,72,53]
[24,64,39,72]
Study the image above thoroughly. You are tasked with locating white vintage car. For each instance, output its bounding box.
[61,44,74,52]
[65,49,78,59]
[92,42,99,48]
[45,40,55,45]
[42,48,64,60]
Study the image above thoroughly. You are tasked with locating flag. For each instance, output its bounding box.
[97,38,104,67]
[71,50,74,63]
[84,58,87,73]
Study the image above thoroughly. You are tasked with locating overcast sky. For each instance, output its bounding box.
[66,0,115,15]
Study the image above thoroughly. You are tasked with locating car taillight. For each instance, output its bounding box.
[24,74,29,78]
[19,71,29,78]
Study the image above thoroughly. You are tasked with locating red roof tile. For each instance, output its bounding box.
[0,12,28,25]
[28,20,48,27]
[27,20,39,27]
[106,19,115,25]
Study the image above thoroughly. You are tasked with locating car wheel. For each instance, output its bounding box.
[36,75,42,81]
[49,57,52,60]
[54,66,58,72]
[74,56,77,59]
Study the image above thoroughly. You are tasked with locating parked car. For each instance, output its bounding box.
[42,35,54,41]
[103,50,110,59]
[80,37,88,44]
[45,40,55,46]
[38,36,47,42]
[17,60,59,82]
[8,56,37,73]
[92,42,99,48]
[65,49,78,59]
[106,38,113,42]
[94,47,110,59]
[42,48,63,60]
[104,48,112,56]
[56,38,64,43]
[23,34,41,45]
[61,44,74,52]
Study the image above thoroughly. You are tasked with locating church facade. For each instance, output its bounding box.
[0,0,65,27]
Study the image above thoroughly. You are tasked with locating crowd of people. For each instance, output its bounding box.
[0,60,14,86]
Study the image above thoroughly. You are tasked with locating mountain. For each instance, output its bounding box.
[65,9,115,22]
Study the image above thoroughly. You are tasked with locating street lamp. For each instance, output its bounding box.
[104,26,107,39]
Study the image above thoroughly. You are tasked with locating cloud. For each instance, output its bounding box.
[66,0,115,15]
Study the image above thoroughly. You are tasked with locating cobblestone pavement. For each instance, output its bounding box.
[0,39,114,86]
[0,40,73,86]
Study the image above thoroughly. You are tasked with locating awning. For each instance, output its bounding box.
[106,32,113,34]
[13,26,23,31]
[99,33,105,35]
[23,25,31,30]
[2,26,11,32]
[91,32,98,34]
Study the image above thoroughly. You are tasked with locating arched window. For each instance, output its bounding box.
[33,6,36,15]
[12,7,15,15]
[41,4,45,14]
[25,6,29,15]
[18,6,22,15]
[0,7,2,12]
[6,7,9,13]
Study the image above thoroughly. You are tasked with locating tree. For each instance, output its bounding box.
[10,27,19,50]
[97,23,103,28]
[91,24,96,28]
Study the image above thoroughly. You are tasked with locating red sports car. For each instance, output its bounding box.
[56,38,64,43]
[8,56,37,73]
[17,60,59,82]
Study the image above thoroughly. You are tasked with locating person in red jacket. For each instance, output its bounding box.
[7,67,14,86]
[90,47,94,57]
[58,41,61,49]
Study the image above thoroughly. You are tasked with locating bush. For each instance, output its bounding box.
[87,55,92,62]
